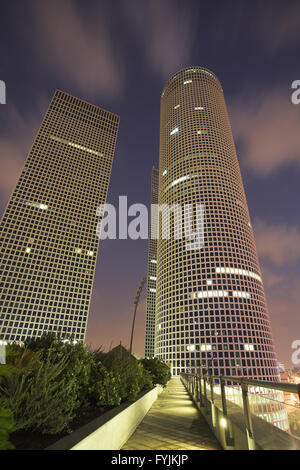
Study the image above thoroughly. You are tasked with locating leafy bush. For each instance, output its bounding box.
[24,333,93,410]
[87,359,120,407]
[141,358,171,387]
[0,398,15,450]
[1,347,78,435]
[20,335,124,409]
[102,346,153,402]
[0,335,171,445]
[0,360,16,450]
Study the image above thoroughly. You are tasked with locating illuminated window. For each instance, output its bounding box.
[50,136,104,157]
[74,248,82,254]
[25,247,31,254]
[215,266,262,283]
[150,276,157,281]
[162,169,167,176]
[244,344,254,351]
[174,104,180,109]
[233,291,251,299]
[87,250,94,257]
[26,201,48,210]
[191,290,228,299]
[150,259,157,264]
[201,344,212,351]
[170,127,179,136]
[183,80,192,85]
[187,344,195,351]
[195,106,204,110]
[165,174,199,192]
[170,175,190,187]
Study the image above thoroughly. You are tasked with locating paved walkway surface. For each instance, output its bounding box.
[122,378,221,450]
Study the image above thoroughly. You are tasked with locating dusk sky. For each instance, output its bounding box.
[0,0,299,366]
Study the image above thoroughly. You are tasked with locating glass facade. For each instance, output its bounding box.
[155,68,279,380]
[145,167,158,358]
[0,90,119,342]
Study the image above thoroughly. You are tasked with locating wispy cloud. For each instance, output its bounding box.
[258,2,300,54]
[230,89,300,175]
[263,270,300,366]
[254,219,300,266]
[122,0,197,80]
[0,99,47,208]
[30,0,123,98]
[254,218,300,365]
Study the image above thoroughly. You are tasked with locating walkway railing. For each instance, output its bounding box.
[181,372,300,450]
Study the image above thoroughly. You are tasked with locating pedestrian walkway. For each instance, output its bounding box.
[122,378,221,450]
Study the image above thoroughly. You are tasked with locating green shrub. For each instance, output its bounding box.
[0,360,16,450]
[22,334,123,409]
[24,333,93,410]
[0,398,15,450]
[102,346,153,402]
[0,336,168,444]
[87,360,120,407]
[1,347,78,435]
[24,333,59,357]
[141,358,171,387]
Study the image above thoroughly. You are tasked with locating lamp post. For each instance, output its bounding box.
[129,277,146,354]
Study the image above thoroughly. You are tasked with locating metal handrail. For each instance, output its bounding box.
[221,376,300,397]
[182,372,300,398]
[180,372,300,450]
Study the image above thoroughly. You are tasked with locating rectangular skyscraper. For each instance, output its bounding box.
[144,167,158,358]
[0,90,119,342]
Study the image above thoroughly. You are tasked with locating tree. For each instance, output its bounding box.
[141,358,171,387]
[102,345,153,402]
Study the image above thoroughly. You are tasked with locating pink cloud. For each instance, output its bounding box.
[30,0,123,97]
[263,271,300,367]
[253,218,300,366]
[230,89,300,175]
[260,266,284,289]
[254,219,300,266]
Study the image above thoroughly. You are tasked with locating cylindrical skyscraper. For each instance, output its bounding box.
[155,67,279,381]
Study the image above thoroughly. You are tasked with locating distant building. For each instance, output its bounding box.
[0,90,119,342]
[144,168,159,358]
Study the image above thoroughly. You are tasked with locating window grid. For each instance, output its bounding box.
[0,90,119,342]
[155,68,279,382]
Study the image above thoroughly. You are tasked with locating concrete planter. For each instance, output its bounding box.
[47,385,163,450]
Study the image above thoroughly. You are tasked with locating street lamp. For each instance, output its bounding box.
[129,276,146,354]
